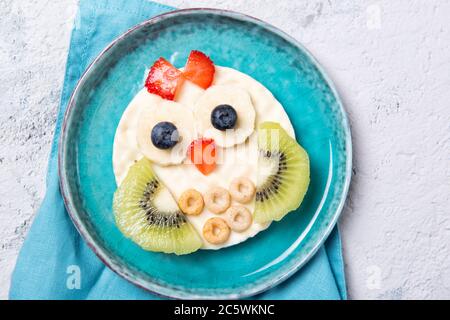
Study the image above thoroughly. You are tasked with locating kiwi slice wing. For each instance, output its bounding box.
[254,122,310,223]
[113,158,202,255]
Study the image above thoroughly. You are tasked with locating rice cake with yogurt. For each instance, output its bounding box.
[113,66,295,249]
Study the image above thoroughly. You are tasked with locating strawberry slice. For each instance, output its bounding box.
[145,57,184,100]
[183,50,215,89]
[188,138,216,175]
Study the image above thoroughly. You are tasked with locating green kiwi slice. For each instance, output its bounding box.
[113,158,202,255]
[254,122,310,223]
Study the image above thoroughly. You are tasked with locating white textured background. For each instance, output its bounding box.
[0,0,449,300]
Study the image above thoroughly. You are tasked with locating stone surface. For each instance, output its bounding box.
[0,0,449,299]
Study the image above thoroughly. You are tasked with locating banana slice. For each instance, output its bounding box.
[193,85,256,148]
[137,99,196,165]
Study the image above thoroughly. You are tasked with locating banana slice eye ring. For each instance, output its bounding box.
[137,99,195,165]
[194,85,255,148]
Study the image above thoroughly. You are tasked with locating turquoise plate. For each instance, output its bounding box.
[59,9,351,299]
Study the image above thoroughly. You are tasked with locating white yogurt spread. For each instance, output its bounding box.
[112,66,295,249]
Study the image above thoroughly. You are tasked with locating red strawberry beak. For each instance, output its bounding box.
[187,138,217,175]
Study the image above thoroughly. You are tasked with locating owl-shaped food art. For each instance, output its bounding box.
[112,51,310,255]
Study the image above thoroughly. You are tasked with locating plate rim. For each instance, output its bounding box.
[58,7,352,299]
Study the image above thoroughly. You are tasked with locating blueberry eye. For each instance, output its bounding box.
[151,121,179,149]
[211,104,237,131]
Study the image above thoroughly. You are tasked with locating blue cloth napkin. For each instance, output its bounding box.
[9,0,347,300]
